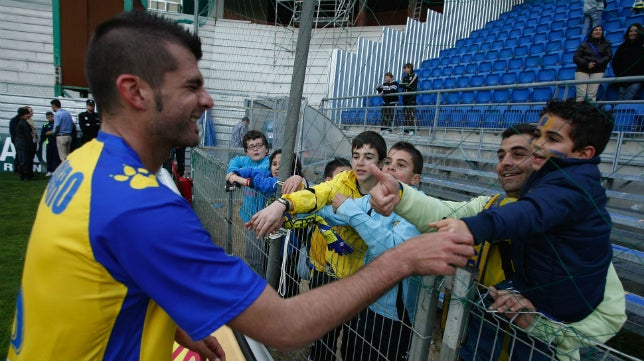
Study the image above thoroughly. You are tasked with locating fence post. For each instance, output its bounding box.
[439,267,477,361]
[408,275,439,361]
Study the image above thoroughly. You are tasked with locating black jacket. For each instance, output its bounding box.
[612,37,644,79]
[574,37,613,74]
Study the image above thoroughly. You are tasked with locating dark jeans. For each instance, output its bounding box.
[16,144,34,180]
[381,104,396,131]
[341,308,412,361]
[402,99,416,128]
[46,142,60,172]
[308,270,342,361]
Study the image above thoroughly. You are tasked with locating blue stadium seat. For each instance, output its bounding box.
[518,36,533,46]
[483,106,506,128]
[419,93,436,105]
[505,37,519,48]
[525,18,538,27]
[534,32,548,44]
[556,84,576,99]
[419,79,432,91]
[538,69,557,82]
[367,109,381,125]
[463,37,474,46]
[497,31,510,41]
[464,63,478,75]
[491,40,504,51]
[561,51,575,66]
[485,50,499,61]
[545,40,563,54]
[432,78,445,89]
[500,72,517,85]
[451,54,462,64]
[564,37,582,52]
[453,64,465,75]
[551,20,565,31]
[476,90,492,103]
[470,75,485,87]
[612,104,638,131]
[493,60,507,72]
[548,29,565,42]
[416,108,435,126]
[558,66,576,80]
[568,14,583,27]
[430,67,442,78]
[468,44,480,53]
[456,45,468,55]
[554,4,567,14]
[419,68,431,78]
[529,43,546,55]
[444,92,461,104]
[479,41,492,52]
[369,96,384,107]
[479,61,493,73]
[461,91,477,104]
[514,45,529,57]
[519,70,537,83]
[461,53,474,64]
[542,53,560,68]
[456,76,470,88]
[565,25,582,39]
[442,66,454,76]
[604,18,623,33]
[464,107,482,128]
[532,87,554,102]
[485,73,500,86]
[499,47,513,59]
[473,52,486,62]
[606,31,624,45]
[552,11,567,22]
[440,57,452,66]
[524,55,541,69]
[538,14,554,25]
[493,89,511,103]
[502,108,524,127]
[444,77,457,89]
[508,58,523,72]
[511,88,531,103]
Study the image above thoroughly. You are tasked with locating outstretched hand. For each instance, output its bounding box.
[429,218,471,235]
[246,201,287,239]
[175,328,226,361]
[282,175,303,194]
[397,230,475,276]
[488,286,537,329]
[368,164,401,216]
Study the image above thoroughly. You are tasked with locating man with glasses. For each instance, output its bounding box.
[226,130,270,274]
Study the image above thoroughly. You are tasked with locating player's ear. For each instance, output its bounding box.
[574,145,595,159]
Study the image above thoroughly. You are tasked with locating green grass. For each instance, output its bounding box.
[0,172,48,357]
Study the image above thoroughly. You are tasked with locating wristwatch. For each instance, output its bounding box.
[276,197,290,212]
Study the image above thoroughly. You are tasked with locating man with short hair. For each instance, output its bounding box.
[230,116,250,148]
[50,98,75,162]
[8,11,473,361]
[13,107,34,180]
[78,98,101,144]
[39,111,60,176]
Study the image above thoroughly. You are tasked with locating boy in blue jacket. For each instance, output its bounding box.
[435,99,615,358]
[225,130,270,274]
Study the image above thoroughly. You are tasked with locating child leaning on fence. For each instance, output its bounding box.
[228,149,307,297]
[433,99,620,359]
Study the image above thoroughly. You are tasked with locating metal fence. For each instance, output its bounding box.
[190,147,643,361]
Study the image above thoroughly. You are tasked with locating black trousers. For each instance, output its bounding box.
[341,308,412,361]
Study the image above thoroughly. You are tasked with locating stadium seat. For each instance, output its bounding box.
[493,60,507,72]
[511,88,531,103]
[542,53,560,68]
[565,26,581,39]
[442,66,454,76]
[461,53,474,64]
[444,92,461,104]
[518,36,533,46]
[545,40,562,53]
[606,31,624,45]
[456,76,470,88]
[430,67,442,78]
[473,52,486,62]
[476,90,492,103]
[463,37,474,46]
[564,38,582,52]
[451,54,462,65]
[532,87,554,102]
[505,37,519,48]
[453,64,465,75]
[485,50,499,61]
[468,44,480,53]
[368,96,384,107]
[524,56,541,69]
[552,11,567,22]
[538,14,554,25]
[479,41,492,52]
[538,69,557,82]
[483,106,506,128]
[554,4,567,14]
[444,77,457,89]
[529,43,546,55]
[548,29,565,42]
[485,73,500,86]
[534,32,548,44]
[499,47,513,59]
[522,26,536,37]
[497,31,510,41]
[558,66,576,81]
[508,58,523,72]
[493,89,510,103]
[419,79,432,91]
[502,108,524,127]
[419,68,431,78]
[514,46,529,57]
[440,57,452,67]
[612,105,637,131]
[419,93,436,105]
[500,72,517,85]
[604,18,623,33]
[519,70,536,83]
[464,107,482,128]
[432,78,445,89]
[479,61,493,74]
[464,63,478,75]
[491,40,504,51]
[556,84,576,99]
[561,51,575,66]
[551,20,565,31]
[470,75,485,87]
[525,18,538,27]
[461,91,477,104]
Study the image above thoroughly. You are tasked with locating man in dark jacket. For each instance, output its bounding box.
[78,98,101,144]
[39,111,60,175]
[9,107,28,174]
[14,107,35,180]
[400,63,418,134]
[376,72,398,133]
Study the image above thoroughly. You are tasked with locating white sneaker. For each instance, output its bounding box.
[45,172,52,177]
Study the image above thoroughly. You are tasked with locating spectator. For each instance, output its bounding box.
[226,130,270,275]
[611,23,644,100]
[9,107,27,174]
[13,107,35,180]
[574,25,612,101]
[634,0,644,14]
[39,111,60,176]
[229,149,307,297]
[583,0,605,37]
[7,11,474,361]
[50,98,75,162]
[24,107,39,158]
[78,98,101,144]
[376,72,398,133]
[316,141,424,361]
[399,64,418,135]
[231,116,250,148]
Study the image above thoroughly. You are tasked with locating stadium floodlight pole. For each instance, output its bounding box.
[265,0,315,288]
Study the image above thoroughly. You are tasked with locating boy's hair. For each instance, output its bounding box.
[384,72,393,79]
[50,99,61,108]
[270,149,303,176]
[18,107,30,117]
[403,63,414,70]
[540,99,614,155]
[85,10,202,115]
[351,131,387,162]
[390,141,423,174]
[501,123,536,140]
[243,130,268,151]
[323,157,351,179]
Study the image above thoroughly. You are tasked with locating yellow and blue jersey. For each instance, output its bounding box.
[8,132,266,361]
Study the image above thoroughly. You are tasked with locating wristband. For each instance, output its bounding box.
[245,178,250,187]
[398,182,403,200]
[276,197,290,212]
